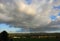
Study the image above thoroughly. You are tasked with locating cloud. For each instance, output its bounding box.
[0,0,60,32]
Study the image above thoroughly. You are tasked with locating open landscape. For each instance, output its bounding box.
[8,33,60,41]
[0,0,60,41]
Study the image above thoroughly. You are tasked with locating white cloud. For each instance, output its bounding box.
[0,0,60,32]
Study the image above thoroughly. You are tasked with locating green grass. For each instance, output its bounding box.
[13,38,57,41]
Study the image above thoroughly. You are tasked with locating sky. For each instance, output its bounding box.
[0,0,60,33]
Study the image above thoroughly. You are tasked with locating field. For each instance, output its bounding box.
[13,38,57,41]
[0,33,60,41]
[10,33,60,41]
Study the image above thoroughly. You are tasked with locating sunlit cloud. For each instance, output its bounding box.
[0,0,60,33]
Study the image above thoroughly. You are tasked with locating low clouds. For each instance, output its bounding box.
[0,0,60,32]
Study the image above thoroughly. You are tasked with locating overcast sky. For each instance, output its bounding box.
[0,0,60,33]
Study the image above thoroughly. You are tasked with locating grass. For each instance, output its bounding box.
[13,38,57,41]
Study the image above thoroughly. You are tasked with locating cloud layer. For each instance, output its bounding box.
[0,0,60,32]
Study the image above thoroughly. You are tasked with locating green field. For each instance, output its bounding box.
[13,38,57,41]
[9,33,60,41]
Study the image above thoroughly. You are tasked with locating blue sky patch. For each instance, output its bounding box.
[50,15,57,21]
[25,0,32,5]
[0,24,20,33]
